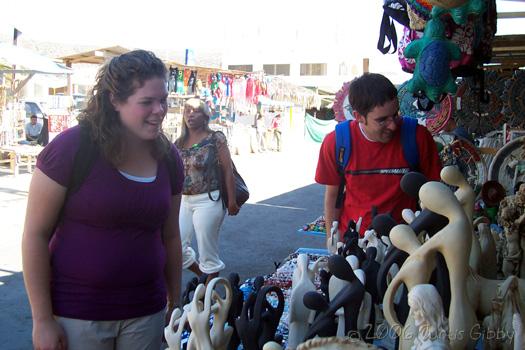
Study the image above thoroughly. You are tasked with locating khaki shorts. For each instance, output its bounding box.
[55,309,165,350]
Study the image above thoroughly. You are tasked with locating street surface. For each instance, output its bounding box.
[0,135,325,349]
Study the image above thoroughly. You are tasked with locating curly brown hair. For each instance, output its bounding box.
[77,50,170,165]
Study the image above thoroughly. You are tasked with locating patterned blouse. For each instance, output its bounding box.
[179,131,227,195]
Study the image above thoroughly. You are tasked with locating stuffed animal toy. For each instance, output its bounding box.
[404,7,461,103]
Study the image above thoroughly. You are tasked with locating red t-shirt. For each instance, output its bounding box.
[315,120,441,237]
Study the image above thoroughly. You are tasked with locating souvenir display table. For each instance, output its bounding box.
[0,144,42,175]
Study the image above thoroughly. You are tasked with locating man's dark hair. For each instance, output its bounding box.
[30,114,37,119]
[348,73,398,117]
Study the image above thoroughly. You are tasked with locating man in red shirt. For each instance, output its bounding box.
[315,73,442,240]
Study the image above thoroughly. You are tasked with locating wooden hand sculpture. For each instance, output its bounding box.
[208,277,233,350]
[164,306,189,350]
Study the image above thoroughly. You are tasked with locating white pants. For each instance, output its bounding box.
[179,190,226,274]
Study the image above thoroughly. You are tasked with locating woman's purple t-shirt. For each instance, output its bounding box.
[36,126,183,321]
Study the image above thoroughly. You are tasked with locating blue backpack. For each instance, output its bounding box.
[334,116,420,208]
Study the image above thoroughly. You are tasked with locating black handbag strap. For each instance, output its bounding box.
[207,132,224,205]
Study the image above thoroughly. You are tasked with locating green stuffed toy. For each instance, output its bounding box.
[433,0,485,24]
[404,7,461,103]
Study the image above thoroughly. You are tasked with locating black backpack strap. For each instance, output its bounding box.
[165,147,179,196]
[54,124,97,231]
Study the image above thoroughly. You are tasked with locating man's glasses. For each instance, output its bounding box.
[374,113,401,127]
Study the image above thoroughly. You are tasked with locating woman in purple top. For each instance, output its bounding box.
[21,50,184,350]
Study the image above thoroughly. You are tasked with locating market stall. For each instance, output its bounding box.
[164,3,525,350]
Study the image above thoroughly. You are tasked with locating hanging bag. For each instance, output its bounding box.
[207,132,249,208]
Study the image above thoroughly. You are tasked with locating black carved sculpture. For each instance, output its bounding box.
[319,269,332,302]
[235,285,285,350]
[227,273,245,350]
[303,255,365,341]
[182,277,199,306]
[362,246,381,304]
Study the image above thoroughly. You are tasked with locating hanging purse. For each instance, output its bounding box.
[220,161,249,208]
[207,132,249,208]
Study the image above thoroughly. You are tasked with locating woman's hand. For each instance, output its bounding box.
[33,318,67,350]
[227,201,240,216]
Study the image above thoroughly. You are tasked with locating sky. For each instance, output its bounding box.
[2,0,523,52]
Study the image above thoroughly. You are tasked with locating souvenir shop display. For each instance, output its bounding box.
[397,79,452,134]
[403,7,460,104]
[502,70,525,130]
[497,184,525,278]
[433,131,487,193]
[332,82,353,122]
[488,136,525,195]
[454,71,509,137]
[300,216,327,235]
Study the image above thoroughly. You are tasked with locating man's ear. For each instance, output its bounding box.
[109,93,120,112]
[354,110,366,124]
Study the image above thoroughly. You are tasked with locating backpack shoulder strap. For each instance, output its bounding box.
[165,147,179,196]
[67,124,98,195]
[400,116,419,171]
[335,120,352,174]
[54,124,97,231]
[335,120,351,209]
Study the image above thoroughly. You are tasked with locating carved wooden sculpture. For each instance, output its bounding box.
[227,273,244,350]
[384,181,478,349]
[186,277,233,350]
[498,184,525,278]
[165,306,189,350]
[407,284,450,350]
[288,254,317,350]
[476,217,498,279]
[440,166,481,274]
[304,255,365,341]
[236,284,284,350]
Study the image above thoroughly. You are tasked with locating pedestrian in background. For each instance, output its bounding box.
[175,98,239,284]
[270,112,282,151]
[255,112,267,152]
[22,50,184,350]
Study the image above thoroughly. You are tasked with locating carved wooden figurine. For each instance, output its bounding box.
[288,254,317,350]
[407,284,450,350]
[384,181,478,349]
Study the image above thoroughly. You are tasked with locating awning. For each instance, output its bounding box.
[0,42,72,75]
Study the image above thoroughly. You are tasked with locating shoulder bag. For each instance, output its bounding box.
[208,132,249,208]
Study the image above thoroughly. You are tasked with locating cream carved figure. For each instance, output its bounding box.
[512,313,523,350]
[481,276,525,350]
[327,221,339,254]
[498,184,525,278]
[295,336,379,350]
[186,277,233,350]
[440,166,481,274]
[165,306,190,350]
[407,284,450,350]
[383,180,478,349]
[476,217,498,279]
[288,254,318,350]
[359,230,387,263]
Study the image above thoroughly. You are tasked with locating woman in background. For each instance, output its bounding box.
[175,98,238,283]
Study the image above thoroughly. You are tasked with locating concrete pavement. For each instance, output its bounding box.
[0,136,326,349]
